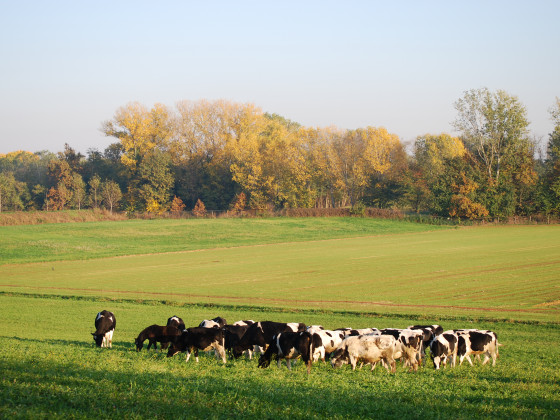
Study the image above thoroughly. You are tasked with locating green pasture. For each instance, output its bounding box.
[1,294,559,419]
[0,217,442,265]
[1,218,560,418]
[0,219,558,322]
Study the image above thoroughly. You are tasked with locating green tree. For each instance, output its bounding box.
[88,174,101,208]
[101,180,122,213]
[0,172,27,212]
[453,88,530,186]
[137,150,174,209]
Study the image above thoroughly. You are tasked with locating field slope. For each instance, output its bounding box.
[1,220,558,322]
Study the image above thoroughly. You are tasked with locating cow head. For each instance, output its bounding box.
[330,347,348,368]
[92,333,103,347]
[134,337,143,352]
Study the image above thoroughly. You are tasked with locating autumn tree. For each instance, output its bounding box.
[170,195,186,215]
[229,192,247,214]
[192,198,207,217]
[101,102,172,171]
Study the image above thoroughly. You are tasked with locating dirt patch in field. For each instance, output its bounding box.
[1,283,554,314]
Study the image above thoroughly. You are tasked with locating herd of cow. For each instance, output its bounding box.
[92,311,501,374]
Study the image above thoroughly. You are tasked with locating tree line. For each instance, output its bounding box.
[1,88,559,220]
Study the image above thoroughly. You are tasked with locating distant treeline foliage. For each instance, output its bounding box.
[1,90,559,220]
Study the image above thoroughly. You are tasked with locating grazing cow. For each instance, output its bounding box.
[232,321,306,359]
[167,316,186,331]
[167,327,227,364]
[135,325,182,351]
[430,331,458,369]
[199,316,227,328]
[331,335,398,373]
[408,324,443,361]
[258,331,319,374]
[456,330,499,366]
[381,328,424,371]
[222,324,251,357]
[309,329,347,362]
[92,310,116,348]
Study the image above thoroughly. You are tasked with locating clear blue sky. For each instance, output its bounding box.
[1,1,559,155]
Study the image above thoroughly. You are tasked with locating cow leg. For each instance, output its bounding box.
[216,346,227,364]
[286,359,292,370]
[185,349,192,362]
[482,353,490,365]
[195,348,200,363]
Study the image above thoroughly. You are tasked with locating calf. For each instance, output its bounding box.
[381,328,424,371]
[232,321,306,358]
[199,316,227,328]
[135,325,182,351]
[92,310,116,348]
[167,327,227,364]
[430,331,458,369]
[331,335,398,373]
[456,330,499,366]
[258,331,319,374]
[167,315,186,331]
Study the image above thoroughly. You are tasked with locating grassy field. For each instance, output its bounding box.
[1,218,559,418]
[1,219,558,321]
[1,294,559,419]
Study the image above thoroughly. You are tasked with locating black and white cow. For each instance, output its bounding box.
[380,328,424,371]
[258,331,319,374]
[408,324,443,361]
[167,315,186,331]
[430,330,458,369]
[456,330,499,366]
[232,321,306,359]
[92,310,116,348]
[308,329,347,362]
[199,317,227,329]
[335,327,380,337]
[167,327,227,363]
[331,334,399,373]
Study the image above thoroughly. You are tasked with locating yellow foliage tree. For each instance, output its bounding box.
[102,102,172,170]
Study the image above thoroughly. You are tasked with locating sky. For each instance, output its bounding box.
[1,1,559,155]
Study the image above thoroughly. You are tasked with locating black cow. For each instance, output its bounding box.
[222,324,251,357]
[258,331,319,374]
[135,325,182,351]
[92,310,116,348]
[167,315,186,331]
[167,327,227,363]
[232,321,306,359]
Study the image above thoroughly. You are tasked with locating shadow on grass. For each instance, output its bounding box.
[2,353,558,419]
